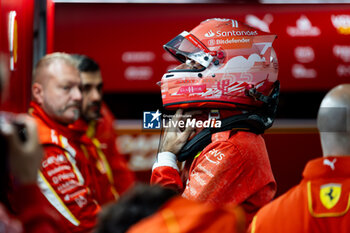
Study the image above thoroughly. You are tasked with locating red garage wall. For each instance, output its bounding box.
[54,3,350,93]
[264,130,322,197]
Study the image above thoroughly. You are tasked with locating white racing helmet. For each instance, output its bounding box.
[160,18,278,110]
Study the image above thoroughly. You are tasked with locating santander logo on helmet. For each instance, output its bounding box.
[205,29,258,38]
[160,18,279,111]
[205,30,215,38]
[204,19,258,38]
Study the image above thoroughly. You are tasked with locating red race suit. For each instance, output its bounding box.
[151,130,276,223]
[76,102,135,196]
[1,184,68,233]
[127,196,246,233]
[249,156,350,233]
[30,101,101,233]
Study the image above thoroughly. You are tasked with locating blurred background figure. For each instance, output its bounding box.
[249,84,350,233]
[0,55,67,233]
[95,183,245,233]
[151,18,278,224]
[72,54,135,196]
[30,52,101,232]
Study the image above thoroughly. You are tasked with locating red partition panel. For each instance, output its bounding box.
[46,0,55,54]
[0,0,34,112]
[54,3,350,93]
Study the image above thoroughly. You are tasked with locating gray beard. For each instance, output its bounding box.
[72,108,80,121]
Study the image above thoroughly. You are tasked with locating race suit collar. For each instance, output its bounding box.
[303,156,350,180]
[29,101,81,138]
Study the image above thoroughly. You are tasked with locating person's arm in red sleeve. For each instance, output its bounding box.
[14,184,69,233]
[181,141,250,203]
[150,109,196,192]
[2,114,73,233]
[39,145,101,233]
[151,152,183,192]
[182,133,276,224]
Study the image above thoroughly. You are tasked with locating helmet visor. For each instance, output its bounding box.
[164,31,213,68]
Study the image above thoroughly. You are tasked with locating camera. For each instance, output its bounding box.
[0,111,27,211]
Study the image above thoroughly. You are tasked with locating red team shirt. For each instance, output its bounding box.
[152,130,276,223]
[30,101,135,232]
[30,101,101,232]
[84,103,135,195]
[1,184,68,233]
[250,156,350,233]
[127,196,246,233]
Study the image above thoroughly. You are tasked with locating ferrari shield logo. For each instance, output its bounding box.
[320,183,341,209]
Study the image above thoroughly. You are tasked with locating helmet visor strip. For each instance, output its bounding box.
[164,31,214,69]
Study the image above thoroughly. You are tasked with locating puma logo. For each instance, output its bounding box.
[245,14,273,33]
[323,158,337,171]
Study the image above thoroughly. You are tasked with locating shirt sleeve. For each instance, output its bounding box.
[150,152,184,192]
[38,145,101,233]
[14,184,69,233]
[182,138,276,223]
